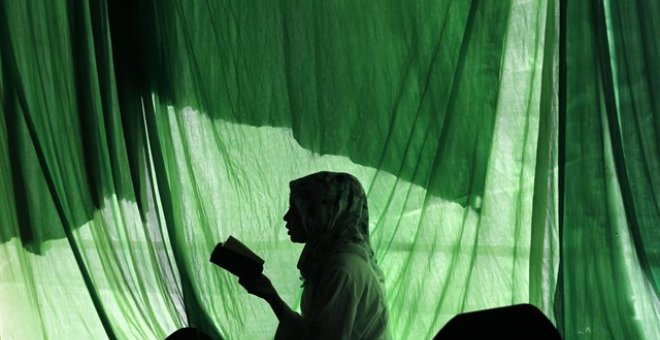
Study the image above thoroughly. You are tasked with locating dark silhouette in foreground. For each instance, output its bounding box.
[434,304,562,340]
[165,327,216,340]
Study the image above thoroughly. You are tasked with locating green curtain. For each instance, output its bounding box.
[0,0,657,339]
[557,0,660,338]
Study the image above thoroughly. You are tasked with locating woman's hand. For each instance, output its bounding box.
[238,273,277,300]
[240,273,298,323]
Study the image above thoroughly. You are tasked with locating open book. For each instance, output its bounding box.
[209,235,264,278]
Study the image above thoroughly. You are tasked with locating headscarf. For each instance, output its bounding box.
[289,171,383,285]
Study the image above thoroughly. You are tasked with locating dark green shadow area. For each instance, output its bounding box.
[0,0,90,250]
[0,0,516,246]
[0,0,150,250]
[129,0,514,209]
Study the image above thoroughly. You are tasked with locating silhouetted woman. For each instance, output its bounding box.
[239,171,390,339]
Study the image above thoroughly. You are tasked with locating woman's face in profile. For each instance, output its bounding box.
[283,196,307,243]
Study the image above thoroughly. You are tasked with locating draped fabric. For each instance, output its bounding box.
[558,0,660,338]
[0,1,657,340]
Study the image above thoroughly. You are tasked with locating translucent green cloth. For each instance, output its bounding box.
[0,0,658,339]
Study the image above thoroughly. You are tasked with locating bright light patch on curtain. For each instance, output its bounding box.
[0,194,186,339]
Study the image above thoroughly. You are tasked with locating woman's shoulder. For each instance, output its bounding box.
[324,244,372,274]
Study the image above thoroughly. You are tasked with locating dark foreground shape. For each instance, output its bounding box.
[434,304,562,340]
[165,327,217,340]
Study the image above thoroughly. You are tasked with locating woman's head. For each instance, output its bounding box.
[286,171,377,282]
[286,171,369,245]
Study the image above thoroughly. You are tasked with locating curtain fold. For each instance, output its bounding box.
[557,0,660,338]
[1,1,186,338]
[0,0,658,339]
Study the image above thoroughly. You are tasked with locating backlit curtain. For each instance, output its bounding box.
[0,0,658,339]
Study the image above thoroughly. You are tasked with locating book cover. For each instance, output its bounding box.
[209,235,264,278]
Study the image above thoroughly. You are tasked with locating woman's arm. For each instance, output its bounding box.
[260,285,293,322]
[239,274,305,338]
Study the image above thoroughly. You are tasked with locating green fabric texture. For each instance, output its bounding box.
[0,0,657,339]
[557,0,660,338]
